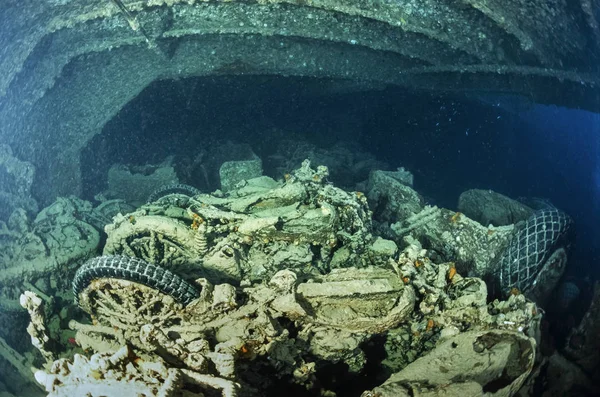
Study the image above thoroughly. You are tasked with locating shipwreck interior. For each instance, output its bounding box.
[1,0,600,396]
[80,76,516,202]
[78,75,599,275]
[2,0,600,203]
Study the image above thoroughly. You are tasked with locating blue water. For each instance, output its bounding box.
[516,105,600,278]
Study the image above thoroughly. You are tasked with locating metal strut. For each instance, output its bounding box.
[109,0,157,49]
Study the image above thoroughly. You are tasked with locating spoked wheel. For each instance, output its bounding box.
[74,255,201,332]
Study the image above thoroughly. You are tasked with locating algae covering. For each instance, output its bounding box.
[0,157,589,396]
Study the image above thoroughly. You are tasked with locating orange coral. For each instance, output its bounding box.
[450,212,462,223]
[448,266,457,281]
[191,213,204,230]
[426,319,435,331]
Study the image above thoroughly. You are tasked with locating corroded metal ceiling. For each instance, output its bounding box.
[1,0,599,102]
